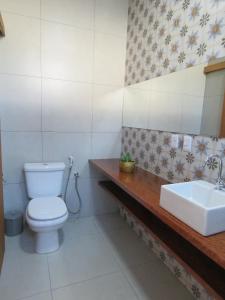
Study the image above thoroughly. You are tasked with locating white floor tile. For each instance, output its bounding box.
[0,235,50,300]
[63,217,101,239]
[4,227,35,254]
[52,272,138,300]
[94,212,128,233]
[101,226,158,269]
[0,213,193,300]
[21,291,52,300]
[122,260,194,300]
[47,233,120,289]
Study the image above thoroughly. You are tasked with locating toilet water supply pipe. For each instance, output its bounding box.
[63,156,82,214]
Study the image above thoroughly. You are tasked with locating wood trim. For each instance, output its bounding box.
[0,13,5,37]
[0,136,5,272]
[204,61,225,74]
[219,91,225,138]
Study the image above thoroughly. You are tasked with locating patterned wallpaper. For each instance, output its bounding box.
[125,0,225,85]
[121,126,225,184]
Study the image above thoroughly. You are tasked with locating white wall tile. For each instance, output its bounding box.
[41,0,94,30]
[92,132,121,159]
[42,79,92,132]
[200,95,224,136]
[0,0,40,18]
[41,21,94,82]
[123,87,150,129]
[150,92,182,132]
[0,75,41,131]
[181,95,204,135]
[1,132,42,183]
[0,0,128,216]
[95,0,128,37]
[0,13,41,76]
[42,132,91,178]
[183,65,206,97]
[149,91,167,131]
[65,178,118,217]
[3,182,28,213]
[94,33,126,86]
[92,85,123,132]
[151,64,206,97]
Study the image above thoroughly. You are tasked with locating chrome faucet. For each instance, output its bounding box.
[203,154,225,190]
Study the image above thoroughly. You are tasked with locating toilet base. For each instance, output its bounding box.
[36,230,59,254]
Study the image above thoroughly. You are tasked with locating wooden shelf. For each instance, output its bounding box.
[0,13,5,37]
[89,159,225,269]
[99,180,224,298]
[90,159,225,298]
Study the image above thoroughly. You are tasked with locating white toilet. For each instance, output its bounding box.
[24,162,68,254]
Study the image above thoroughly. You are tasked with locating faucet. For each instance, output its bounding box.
[203,154,225,190]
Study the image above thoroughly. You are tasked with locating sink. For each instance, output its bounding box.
[160,180,225,236]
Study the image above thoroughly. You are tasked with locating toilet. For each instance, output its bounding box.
[24,162,68,254]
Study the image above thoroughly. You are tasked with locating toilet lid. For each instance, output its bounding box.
[27,197,68,221]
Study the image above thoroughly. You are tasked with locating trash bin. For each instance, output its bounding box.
[4,211,24,236]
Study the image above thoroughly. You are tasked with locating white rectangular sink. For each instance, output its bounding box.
[160,180,225,236]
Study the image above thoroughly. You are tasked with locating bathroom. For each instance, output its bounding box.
[0,0,225,299]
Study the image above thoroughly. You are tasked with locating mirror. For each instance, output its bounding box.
[123,62,225,137]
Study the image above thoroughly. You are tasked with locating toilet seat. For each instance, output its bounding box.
[27,196,67,221]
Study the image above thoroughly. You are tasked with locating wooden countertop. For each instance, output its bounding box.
[90,159,225,270]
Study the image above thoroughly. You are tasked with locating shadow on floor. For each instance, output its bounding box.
[18,225,65,254]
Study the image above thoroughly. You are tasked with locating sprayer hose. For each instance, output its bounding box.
[64,166,82,215]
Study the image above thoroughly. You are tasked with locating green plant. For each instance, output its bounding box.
[120,153,134,162]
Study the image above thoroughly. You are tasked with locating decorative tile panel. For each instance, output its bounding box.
[125,0,225,86]
[121,126,225,184]
[118,204,215,299]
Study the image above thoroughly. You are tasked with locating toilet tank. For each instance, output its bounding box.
[24,162,65,198]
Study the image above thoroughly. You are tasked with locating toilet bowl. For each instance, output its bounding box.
[24,162,68,254]
[26,196,68,254]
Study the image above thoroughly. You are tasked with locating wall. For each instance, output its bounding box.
[122,126,225,184]
[123,64,206,134]
[0,0,128,216]
[125,0,225,86]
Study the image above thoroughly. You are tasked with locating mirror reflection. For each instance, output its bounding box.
[123,62,225,137]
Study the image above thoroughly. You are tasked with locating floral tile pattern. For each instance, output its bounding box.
[118,204,215,300]
[121,126,225,298]
[125,0,225,86]
[121,126,225,184]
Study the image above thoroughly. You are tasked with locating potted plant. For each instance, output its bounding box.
[120,153,135,173]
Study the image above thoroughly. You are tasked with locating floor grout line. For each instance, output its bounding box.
[51,269,121,294]
[16,290,52,300]
[1,10,127,39]
[46,255,54,300]
[2,212,194,300]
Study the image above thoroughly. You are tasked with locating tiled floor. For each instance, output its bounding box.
[0,212,193,300]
